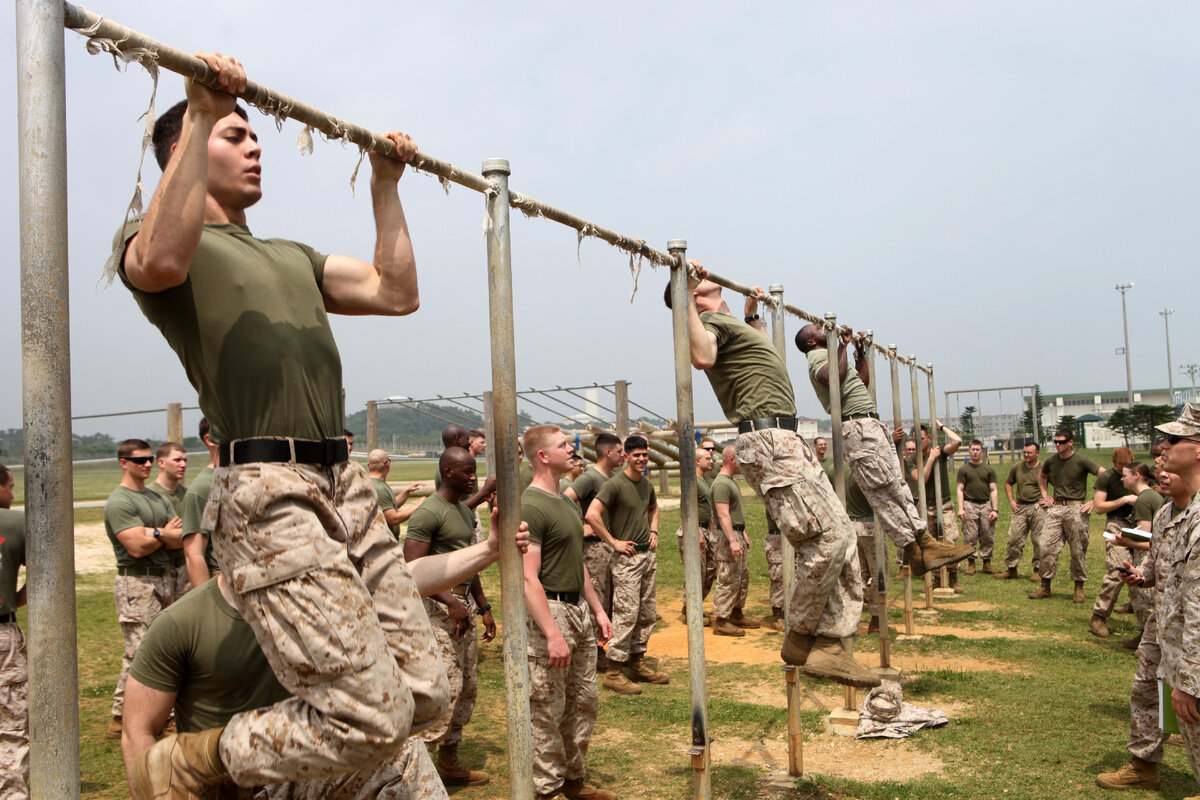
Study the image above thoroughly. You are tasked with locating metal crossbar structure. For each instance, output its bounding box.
[13,3,952,798]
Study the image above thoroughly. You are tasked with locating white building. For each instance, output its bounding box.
[1027,388,1178,448]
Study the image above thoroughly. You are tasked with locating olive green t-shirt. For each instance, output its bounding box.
[0,509,26,617]
[594,470,657,545]
[519,463,534,493]
[1093,469,1134,522]
[695,475,713,528]
[371,477,400,538]
[105,485,174,569]
[521,486,584,593]
[1006,461,1043,505]
[148,481,188,568]
[956,461,996,504]
[1133,487,1166,525]
[700,312,796,424]
[1041,452,1101,502]
[129,578,289,733]
[710,473,745,528]
[906,454,952,508]
[117,219,341,444]
[805,347,875,419]
[568,467,612,517]
[845,468,873,520]
[406,494,476,555]
[180,466,219,573]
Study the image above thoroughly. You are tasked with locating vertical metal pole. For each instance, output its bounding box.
[927,365,950,592]
[483,391,496,477]
[1161,309,1175,405]
[1030,385,1041,446]
[166,402,183,443]
[860,334,890,668]
[482,159,533,800]
[667,241,711,800]
[17,2,79,797]
[888,348,914,634]
[615,380,630,436]
[909,360,933,609]
[366,400,378,453]
[1116,283,1134,405]
[768,285,796,632]
[861,331,877,406]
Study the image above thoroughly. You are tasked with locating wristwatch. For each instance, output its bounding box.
[744,314,760,324]
[152,528,161,539]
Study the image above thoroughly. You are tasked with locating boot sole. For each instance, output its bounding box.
[914,547,975,576]
[714,629,745,637]
[800,664,882,688]
[1095,776,1159,790]
[602,682,642,695]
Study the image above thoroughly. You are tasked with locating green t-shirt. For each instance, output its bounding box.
[371,477,400,538]
[594,470,657,545]
[129,578,289,733]
[180,466,219,573]
[521,486,584,593]
[905,454,952,508]
[845,468,873,520]
[699,311,796,424]
[148,481,188,567]
[104,485,174,569]
[821,458,836,486]
[117,219,341,443]
[568,467,611,517]
[1006,460,1043,504]
[1093,469,1134,522]
[695,475,713,528]
[406,494,476,555]
[710,473,745,528]
[519,463,534,493]
[956,461,996,504]
[805,347,874,419]
[1040,452,1101,502]
[0,509,26,617]
[1133,487,1166,525]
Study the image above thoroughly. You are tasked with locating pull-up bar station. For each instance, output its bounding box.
[17,2,953,798]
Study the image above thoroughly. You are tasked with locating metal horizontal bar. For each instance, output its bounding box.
[71,406,199,421]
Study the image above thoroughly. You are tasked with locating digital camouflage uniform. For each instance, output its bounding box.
[700,311,862,640]
[676,474,717,604]
[1038,452,1101,582]
[957,460,997,562]
[1091,469,1135,620]
[1004,460,1044,571]
[710,472,749,618]
[149,480,192,602]
[846,468,883,619]
[570,467,615,618]
[0,507,27,800]
[763,509,784,611]
[120,219,448,786]
[595,471,658,663]
[521,485,600,797]
[1155,492,1200,781]
[805,348,923,550]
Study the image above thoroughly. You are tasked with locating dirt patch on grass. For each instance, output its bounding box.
[76,523,115,575]
[650,616,784,666]
[716,732,944,783]
[905,624,1042,641]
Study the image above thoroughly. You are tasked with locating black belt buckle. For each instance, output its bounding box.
[732,525,746,532]
[633,542,651,553]
[737,417,799,434]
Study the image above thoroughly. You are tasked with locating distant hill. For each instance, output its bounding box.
[344,404,485,455]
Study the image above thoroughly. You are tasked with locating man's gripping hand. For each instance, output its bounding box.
[369,131,418,183]
[187,52,246,119]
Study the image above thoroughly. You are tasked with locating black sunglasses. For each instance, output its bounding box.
[122,455,153,464]
[1166,434,1200,446]
[1053,439,1069,445]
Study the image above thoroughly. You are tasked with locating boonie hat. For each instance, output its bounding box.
[1156,403,1200,437]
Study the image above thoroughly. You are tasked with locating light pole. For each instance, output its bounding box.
[1115,283,1134,405]
[1160,309,1175,406]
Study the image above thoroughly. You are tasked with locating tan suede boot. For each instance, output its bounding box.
[763,607,786,632]
[436,743,490,786]
[729,608,761,629]
[965,558,976,576]
[800,636,882,688]
[981,559,995,574]
[713,617,745,637]
[910,532,974,576]
[1089,614,1110,638]
[780,631,814,666]
[1073,580,1086,604]
[602,664,642,695]
[106,715,122,740]
[1029,579,1052,599]
[994,567,1018,580]
[1095,756,1160,790]
[562,777,618,800]
[625,654,669,684]
[131,727,229,800]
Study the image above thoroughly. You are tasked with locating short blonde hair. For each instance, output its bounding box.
[523,425,562,461]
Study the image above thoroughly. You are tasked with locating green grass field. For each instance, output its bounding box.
[46,445,1200,798]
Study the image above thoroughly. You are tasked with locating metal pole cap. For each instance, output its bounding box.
[667,239,688,251]
[862,329,873,337]
[482,158,511,175]
[889,343,898,350]
[768,284,784,293]
[824,312,837,322]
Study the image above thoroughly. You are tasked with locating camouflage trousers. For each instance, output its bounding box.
[925,503,960,546]
[712,528,749,618]
[582,538,613,618]
[419,595,478,747]
[0,623,28,800]
[843,418,923,548]
[111,573,173,718]
[607,549,657,663]
[204,459,447,786]
[253,736,447,800]
[676,525,717,602]
[960,500,995,561]
[852,520,884,618]
[1004,503,1045,570]
[1038,502,1090,582]
[526,600,599,796]
[170,561,192,604]
[763,532,784,610]
[1093,520,1135,619]
[1128,613,1168,763]
[735,428,862,639]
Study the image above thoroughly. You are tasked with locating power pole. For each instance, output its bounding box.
[1115,283,1134,405]
[1160,309,1175,406]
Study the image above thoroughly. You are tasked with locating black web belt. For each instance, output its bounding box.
[737,417,798,434]
[218,437,349,467]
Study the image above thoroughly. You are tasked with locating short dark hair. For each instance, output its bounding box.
[1023,442,1040,452]
[624,434,649,453]
[344,429,355,438]
[663,282,674,309]
[1125,462,1153,482]
[152,100,249,171]
[198,416,211,441]
[1055,428,1074,442]
[156,441,185,460]
[117,438,151,459]
[0,464,10,487]
[970,439,984,448]
[594,433,622,455]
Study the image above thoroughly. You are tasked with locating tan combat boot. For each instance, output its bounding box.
[1089,614,1110,638]
[994,567,1018,580]
[436,743,490,786]
[909,532,974,576]
[106,715,122,740]
[1095,756,1160,790]
[800,636,882,688]
[131,727,229,800]
[562,777,618,800]
[1123,631,1143,650]
[780,631,814,666]
[1074,580,1086,604]
[1028,568,1041,582]
[949,569,964,594]
[713,617,744,637]
[625,654,669,684]
[1029,579,1052,600]
[729,608,761,629]
[981,559,995,574]
[965,558,976,576]
[602,663,642,695]
[763,607,786,632]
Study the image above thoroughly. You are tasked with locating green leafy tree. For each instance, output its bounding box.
[1104,407,1139,447]
[1022,385,1046,443]
[1103,404,1176,447]
[959,406,977,440]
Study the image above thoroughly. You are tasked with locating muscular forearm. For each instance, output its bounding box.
[368,175,418,314]
[406,541,497,598]
[183,533,212,588]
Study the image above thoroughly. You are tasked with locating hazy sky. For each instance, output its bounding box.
[3,2,1198,442]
